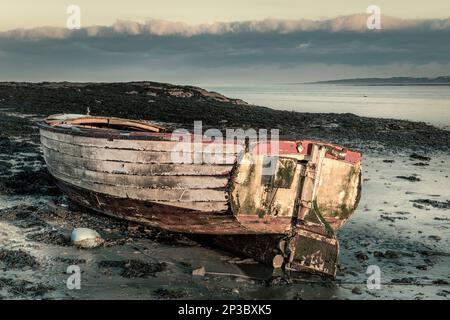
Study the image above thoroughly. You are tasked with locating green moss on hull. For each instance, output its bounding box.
[274,159,296,188]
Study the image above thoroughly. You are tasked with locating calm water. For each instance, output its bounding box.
[205,84,450,129]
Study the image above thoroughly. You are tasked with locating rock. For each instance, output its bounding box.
[396,175,421,182]
[391,277,418,284]
[192,266,206,277]
[413,162,429,166]
[355,252,369,262]
[409,154,431,161]
[411,199,450,209]
[373,251,385,258]
[436,290,450,297]
[434,217,450,221]
[384,250,401,259]
[432,279,449,285]
[70,228,104,248]
[415,265,428,270]
[167,89,194,98]
[380,214,408,222]
[351,287,362,295]
[374,250,402,259]
[428,235,442,242]
[272,255,284,269]
[423,258,434,266]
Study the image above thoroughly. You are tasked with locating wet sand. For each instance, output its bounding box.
[0,82,448,300]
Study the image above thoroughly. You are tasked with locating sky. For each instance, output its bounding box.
[1,0,450,30]
[0,1,449,84]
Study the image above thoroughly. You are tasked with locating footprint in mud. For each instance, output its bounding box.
[97,260,167,278]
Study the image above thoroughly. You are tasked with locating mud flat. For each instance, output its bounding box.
[0,82,448,299]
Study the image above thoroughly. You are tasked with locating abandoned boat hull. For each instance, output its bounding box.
[39,114,362,236]
[39,114,362,277]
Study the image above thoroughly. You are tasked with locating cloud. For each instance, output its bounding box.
[0,14,449,82]
[2,14,450,40]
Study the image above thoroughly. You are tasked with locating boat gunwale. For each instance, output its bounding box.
[38,121,182,142]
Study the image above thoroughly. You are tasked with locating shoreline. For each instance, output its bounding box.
[0,81,449,153]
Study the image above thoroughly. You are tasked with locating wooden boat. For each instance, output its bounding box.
[39,114,362,277]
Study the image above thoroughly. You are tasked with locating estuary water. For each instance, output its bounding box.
[205,84,450,129]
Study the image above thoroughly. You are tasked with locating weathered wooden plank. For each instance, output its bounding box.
[49,167,229,204]
[55,179,291,234]
[41,136,238,164]
[60,116,165,132]
[47,160,229,189]
[40,129,243,154]
[43,147,233,176]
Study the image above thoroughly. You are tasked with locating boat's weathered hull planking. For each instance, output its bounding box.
[45,157,229,189]
[56,179,292,234]
[231,154,304,218]
[230,151,362,230]
[48,167,229,208]
[43,148,233,176]
[41,128,234,213]
[315,158,362,229]
[41,129,243,154]
[42,136,237,164]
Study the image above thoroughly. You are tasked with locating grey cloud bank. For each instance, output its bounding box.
[2,14,450,39]
[1,14,449,83]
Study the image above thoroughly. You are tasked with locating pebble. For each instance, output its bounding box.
[192,266,206,276]
[352,287,362,295]
[428,235,442,241]
[70,228,104,248]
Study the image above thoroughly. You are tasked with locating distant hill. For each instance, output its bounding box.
[308,76,450,86]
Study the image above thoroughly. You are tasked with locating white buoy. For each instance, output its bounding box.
[70,228,104,249]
